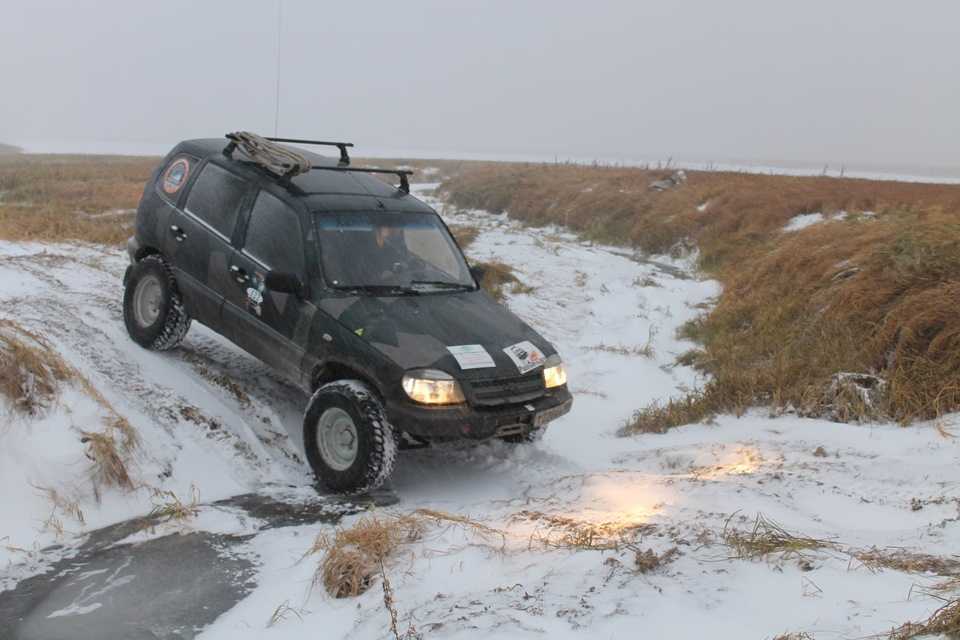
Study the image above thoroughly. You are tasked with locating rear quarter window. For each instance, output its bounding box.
[243,190,305,274]
[184,163,249,238]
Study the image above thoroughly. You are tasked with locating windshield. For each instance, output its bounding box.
[315,212,475,292]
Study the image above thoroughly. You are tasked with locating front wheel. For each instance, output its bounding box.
[303,381,397,494]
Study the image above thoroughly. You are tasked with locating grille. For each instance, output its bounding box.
[466,372,545,407]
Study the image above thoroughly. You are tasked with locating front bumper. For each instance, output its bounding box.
[387,386,573,441]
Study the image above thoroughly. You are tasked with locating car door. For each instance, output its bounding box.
[164,161,252,330]
[222,189,313,380]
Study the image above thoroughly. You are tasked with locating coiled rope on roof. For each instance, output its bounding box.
[225,131,312,177]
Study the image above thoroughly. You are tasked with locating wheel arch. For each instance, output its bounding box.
[310,360,382,398]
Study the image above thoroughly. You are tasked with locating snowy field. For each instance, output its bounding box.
[1,184,959,638]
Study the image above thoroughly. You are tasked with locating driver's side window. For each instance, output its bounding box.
[243,191,304,275]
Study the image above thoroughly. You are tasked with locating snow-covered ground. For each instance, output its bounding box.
[2,184,959,638]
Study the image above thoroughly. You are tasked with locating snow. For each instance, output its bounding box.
[2,188,959,638]
[783,212,825,231]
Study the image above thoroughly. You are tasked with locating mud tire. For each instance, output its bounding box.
[304,380,397,494]
[123,255,191,351]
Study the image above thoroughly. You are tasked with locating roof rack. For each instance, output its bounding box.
[308,166,413,194]
[265,137,353,166]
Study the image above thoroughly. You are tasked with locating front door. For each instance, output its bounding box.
[165,161,251,330]
[222,189,314,380]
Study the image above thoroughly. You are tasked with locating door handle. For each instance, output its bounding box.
[229,265,249,284]
[169,224,187,242]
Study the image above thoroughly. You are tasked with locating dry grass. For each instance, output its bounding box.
[80,430,134,498]
[889,598,960,639]
[512,509,655,552]
[475,260,534,302]
[442,164,960,427]
[632,546,680,573]
[854,548,960,576]
[0,154,158,245]
[148,486,201,524]
[309,509,502,599]
[0,319,74,415]
[449,224,481,249]
[722,514,833,564]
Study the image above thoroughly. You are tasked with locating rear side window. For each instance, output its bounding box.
[243,190,304,275]
[185,163,248,238]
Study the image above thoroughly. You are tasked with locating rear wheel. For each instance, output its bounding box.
[304,381,396,494]
[123,255,191,350]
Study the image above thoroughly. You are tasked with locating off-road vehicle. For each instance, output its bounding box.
[123,132,572,493]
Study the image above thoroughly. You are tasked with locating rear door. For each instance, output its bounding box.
[165,161,252,330]
[222,189,313,379]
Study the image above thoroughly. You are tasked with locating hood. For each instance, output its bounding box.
[318,291,555,379]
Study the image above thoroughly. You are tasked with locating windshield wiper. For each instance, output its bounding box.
[408,280,475,292]
[338,285,421,296]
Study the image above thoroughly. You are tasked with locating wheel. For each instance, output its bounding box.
[123,255,191,351]
[303,380,397,494]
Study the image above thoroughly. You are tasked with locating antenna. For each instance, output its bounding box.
[273,0,282,137]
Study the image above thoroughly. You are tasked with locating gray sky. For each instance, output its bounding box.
[2,0,958,171]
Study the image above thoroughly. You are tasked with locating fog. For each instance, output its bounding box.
[1,0,957,173]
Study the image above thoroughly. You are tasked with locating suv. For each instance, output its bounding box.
[122,133,572,493]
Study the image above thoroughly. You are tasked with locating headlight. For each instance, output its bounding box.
[402,369,465,405]
[543,355,567,389]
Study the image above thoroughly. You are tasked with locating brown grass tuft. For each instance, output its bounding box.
[149,486,201,524]
[722,514,833,564]
[310,509,503,599]
[854,548,960,577]
[632,546,679,573]
[80,430,134,499]
[889,598,960,640]
[0,319,74,415]
[309,513,425,598]
[475,260,532,302]
[512,509,655,551]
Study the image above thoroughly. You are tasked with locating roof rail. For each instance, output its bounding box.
[265,137,353,166]
[309,166,413,194]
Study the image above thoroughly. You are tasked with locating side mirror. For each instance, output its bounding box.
[469,264,487,284]
[265,271,305,298]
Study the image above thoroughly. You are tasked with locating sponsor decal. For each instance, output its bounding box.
[447,344,496,370]
[161,158,190,194]
[503,340,545,374]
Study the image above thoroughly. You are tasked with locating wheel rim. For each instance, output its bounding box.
[132,274,163,328]
[316,407,359,471]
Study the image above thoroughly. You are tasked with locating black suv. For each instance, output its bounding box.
[123,133,572,493]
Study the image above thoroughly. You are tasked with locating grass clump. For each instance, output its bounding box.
[148,486,201,524]
[722,514,833,564]
[0,320,75,415]
[80,430,135,498]
[474,260,534,302]
[889,599,960,640]
[512,509,655,552]
[309,509,502,599]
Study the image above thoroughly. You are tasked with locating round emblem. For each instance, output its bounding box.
[162,158,190,194]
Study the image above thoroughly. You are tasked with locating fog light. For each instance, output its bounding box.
[402,369,465,405]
